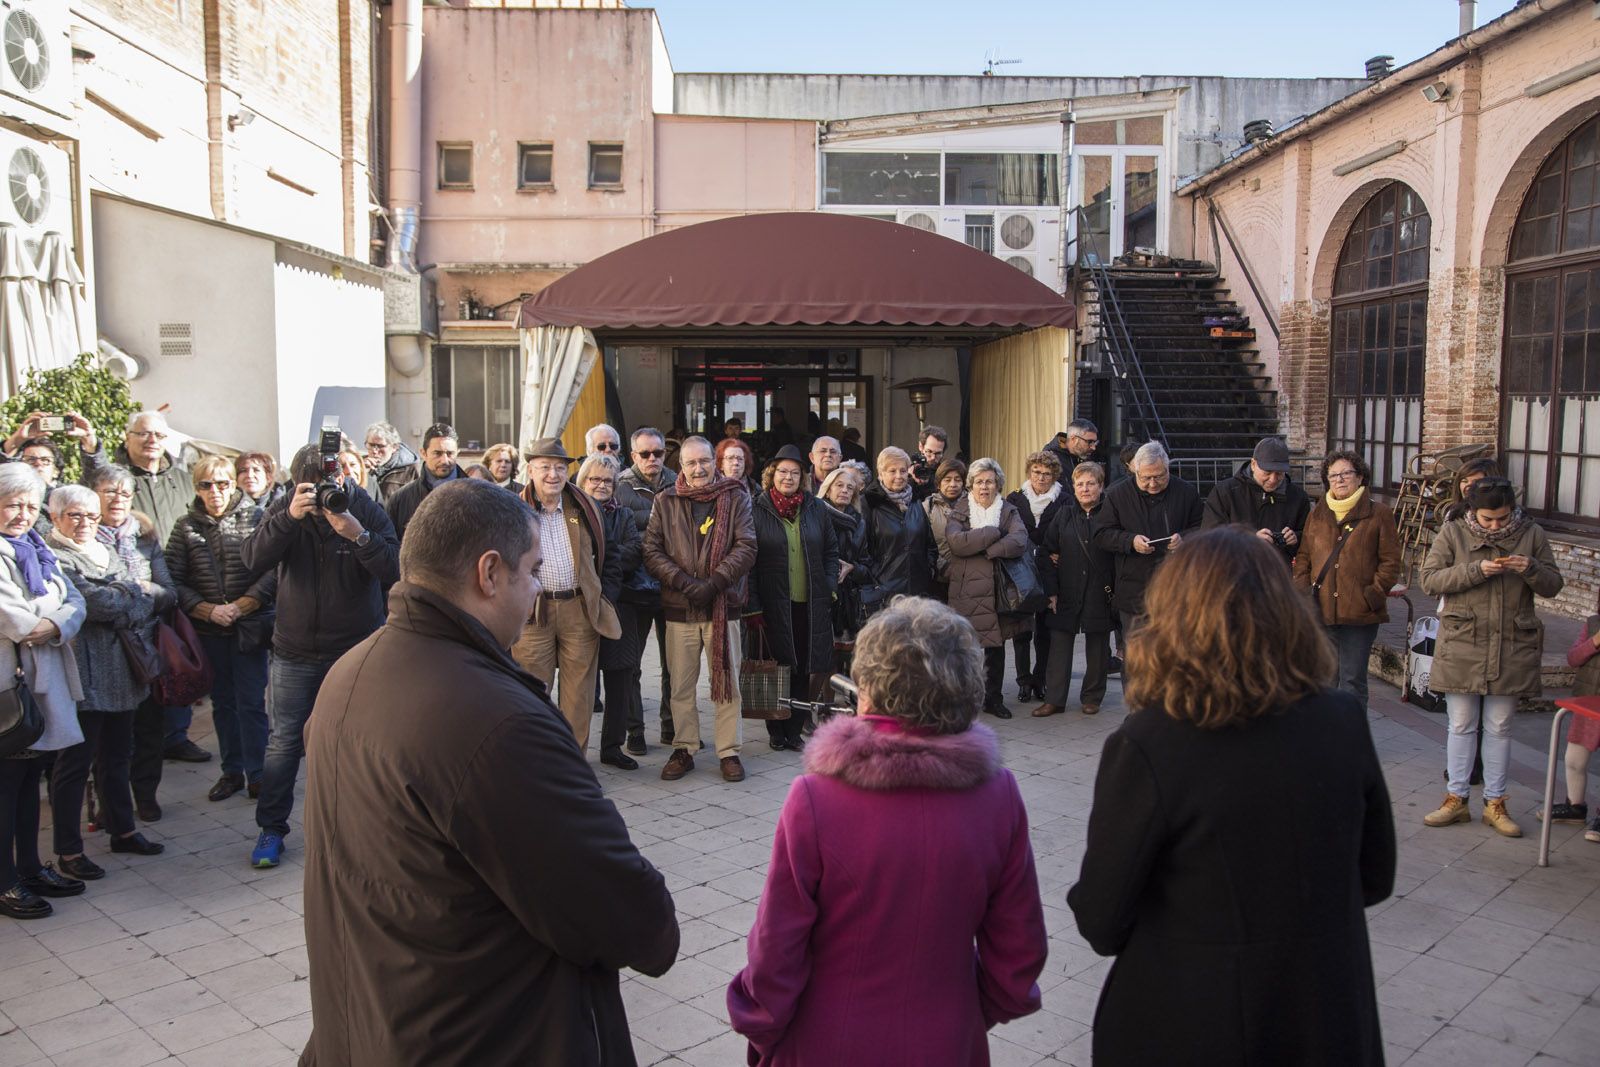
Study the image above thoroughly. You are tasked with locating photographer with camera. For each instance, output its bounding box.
[384,423,464,542]
[907,425,949,503]
[1202,437,1310,564]
[241,438,399,868]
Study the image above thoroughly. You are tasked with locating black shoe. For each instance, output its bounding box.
[21,863,85,898]
[57,854,105,881]
[986,704,1013,720]
[135,796,162,822]
[1016,683,1035,703]
[208,773,246,802]
[625,733,647,757]
[1107,656,1123,676]
[110,832,164,856]
[164,740,213,763]
[0,883,52,919]
[1540,802,1590,824]
[769,737,788,751]
[600,749,639,771]
[787,735,806,754]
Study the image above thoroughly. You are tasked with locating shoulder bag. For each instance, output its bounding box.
[739,626,792,721]
[152,609,215,707]
[0,651,44,757]
[996,553,1050,616]
[1310,516,1365,595]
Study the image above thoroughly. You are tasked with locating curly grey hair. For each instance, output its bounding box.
[851,596,983,734]
[966,457,1006,494]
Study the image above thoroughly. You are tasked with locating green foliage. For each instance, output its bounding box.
[1,353,141,483]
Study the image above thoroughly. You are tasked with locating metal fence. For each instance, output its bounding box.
[1168,456,1322,499]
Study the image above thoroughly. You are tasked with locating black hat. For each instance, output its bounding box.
[1252,437,1290,473]
[769,444,806,467]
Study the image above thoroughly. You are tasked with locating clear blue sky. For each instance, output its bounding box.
[641,0,1521,80]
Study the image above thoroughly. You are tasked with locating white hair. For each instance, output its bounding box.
[126,410,169,433]
[585,423,620,453]
[0,463,43,503]
[1132,441,1170,470]
[48,484,99,520]
[966,457,1006,494]
[576,453,621,484]
[363,421,401,448]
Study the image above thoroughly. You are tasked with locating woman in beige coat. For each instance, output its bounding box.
[945,458,1031,719]
[1420,477,1562,838]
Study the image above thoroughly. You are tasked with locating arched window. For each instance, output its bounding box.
[1329,183,1430,490]
[1503,114,1600,525]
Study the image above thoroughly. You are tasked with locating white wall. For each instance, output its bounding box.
[272,259,388,462]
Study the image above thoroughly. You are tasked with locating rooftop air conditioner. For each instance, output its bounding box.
[0,125,70,261]
[897,209,937,232]
[1003,253,1036,278]
[0,1,71,121]
[999,212,1039,252]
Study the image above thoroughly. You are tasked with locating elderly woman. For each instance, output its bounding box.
[235,451,286,511]
[166,457,276,802]
[482,443,523,493]
[578,453,642,771]
[1070,527,1395,1066]
[1006,450,1067,703]
[862,446,935,604]
[945,458,1032,719]
[817,462,876,659]
[728,596,1047,1063]
[1291,451,1403,709]
[91,464,182,822]
[1036,461,1116,717]
[46,484,168,882]
[746,445,839,752]
[0,465,87,918]
[922,457,967,602]
[1419,477,1562,838]
[715,436,758,496]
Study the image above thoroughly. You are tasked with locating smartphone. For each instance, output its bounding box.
[36,415,65,432]
[1145,535,1177,546]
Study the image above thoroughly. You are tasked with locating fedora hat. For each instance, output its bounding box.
[524,437,575,463]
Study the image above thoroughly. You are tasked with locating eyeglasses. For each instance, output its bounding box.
[583,477,615,487]
[635,449,665,459]
[199,480,233,491]
[100,488,134,500]
[593,442,620,452]
[60,511,99,524]
[1328,470,1360,482]
[20,456,54,468]
[1073,435,1100,447]
[129,430,167,441]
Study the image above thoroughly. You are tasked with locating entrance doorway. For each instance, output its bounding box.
[1071,147,1162,264]
[673,348,873,460]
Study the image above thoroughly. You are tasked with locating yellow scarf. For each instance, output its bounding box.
[1326,486,1365,524]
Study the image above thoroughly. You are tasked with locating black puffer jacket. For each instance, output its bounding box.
[597,501,642,672]
[165,493,278,641]
[746,491,839,672]
[1092,475,1204,619]
[1202,464,1311,563]
[1041,502,1116,634]
[821,499,876,638]
[861,484,936,602]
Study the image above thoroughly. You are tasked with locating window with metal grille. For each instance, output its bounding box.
[438,142,473,190]
[1503,115,1600,526]
[1329,182,1430,490]
[588,143,623,188]
[964,214,994,254]
[518,142,553,188]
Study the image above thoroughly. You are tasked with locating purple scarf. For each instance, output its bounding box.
[96,516,145,576]
[4,529,61,596]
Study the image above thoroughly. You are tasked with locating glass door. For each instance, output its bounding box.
[1071,148,1163,264]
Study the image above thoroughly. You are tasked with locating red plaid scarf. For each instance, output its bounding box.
[674,473,745,702]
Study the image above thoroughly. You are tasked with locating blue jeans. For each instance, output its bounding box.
[1446,693,1516,800]
[1327,623,1380,709]
[199,634,269,781]
[163,705,193,747]
[255,655,335,838]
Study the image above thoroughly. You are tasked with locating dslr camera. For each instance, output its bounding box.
[314,425,350,514]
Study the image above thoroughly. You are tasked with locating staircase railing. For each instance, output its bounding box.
[1065,207,1167,448]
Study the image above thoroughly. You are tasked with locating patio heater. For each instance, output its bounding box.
[893,377,952,429]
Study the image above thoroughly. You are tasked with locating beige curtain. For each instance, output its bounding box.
[970,327,1073,487]
[519,325,599,450]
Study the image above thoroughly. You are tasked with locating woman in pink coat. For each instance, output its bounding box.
[727,596,1048,1066]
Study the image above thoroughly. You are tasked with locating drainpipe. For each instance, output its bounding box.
[387,0,423,272]
[1458,0,1476,36]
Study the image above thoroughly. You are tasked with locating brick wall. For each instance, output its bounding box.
[81,0,203,66]
[1278,299,1329,455]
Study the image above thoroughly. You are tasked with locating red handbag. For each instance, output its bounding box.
[152,609,214,707]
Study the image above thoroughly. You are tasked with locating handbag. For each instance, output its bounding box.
[152,609,215,707]
[995,553,1049,616]
[740,626,792,721]
[117,625,164,687]
[0,658,44,758]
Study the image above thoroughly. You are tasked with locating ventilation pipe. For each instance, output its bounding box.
[1243,119,1274,144]
[1366,55,1395,80]
[387,0,423,272]
[1459,0,1477,36]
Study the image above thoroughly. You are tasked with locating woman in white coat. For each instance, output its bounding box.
[0,463,87,919]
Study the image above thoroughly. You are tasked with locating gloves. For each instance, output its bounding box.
[684,578,717,607]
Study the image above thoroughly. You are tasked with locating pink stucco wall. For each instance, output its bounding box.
[654,115,817,231]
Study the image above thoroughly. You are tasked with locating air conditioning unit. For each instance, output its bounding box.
[998,212,1040,252]
[1003,253,1036,278]
[897,209,938,232]
[0,126,70,261]
[0,1,72,121]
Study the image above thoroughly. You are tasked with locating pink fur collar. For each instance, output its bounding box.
[802,715,1000,791]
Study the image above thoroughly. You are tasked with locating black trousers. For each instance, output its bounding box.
[984,646,1006,709]
[1042,630,1111,707]
[52,709,136,856]
[0,757,44,888]
[769,604,824,746]
[129,695,165,804]
[600,667,638,756]
[1010,614,1051,689]
[624,608,674,736]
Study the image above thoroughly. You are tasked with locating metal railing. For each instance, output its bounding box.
[1169,456,1321,499]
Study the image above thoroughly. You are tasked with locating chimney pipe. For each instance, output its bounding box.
[1459,0,1476,36]
[1365,55,1395,81]
[387,0,423,273]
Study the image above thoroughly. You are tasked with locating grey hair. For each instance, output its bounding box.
[126,410,169,433]
[48,484,99,520]
[852,596,983,734]
[584,423,620,453]
[576,453,621,484]
[400,480,535,590]
[876,445,911,472]
[1132,441,1170,470]
[0,462,44,503]
[87,463,136,494]
[679,435,713,460]
[364,421,401,448]
[1067,417,1098,438]
[966,457,1006,494]
[630,426,665,450]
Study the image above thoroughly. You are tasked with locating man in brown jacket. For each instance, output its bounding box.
[643,436,758,782]
[300,480,677,1067]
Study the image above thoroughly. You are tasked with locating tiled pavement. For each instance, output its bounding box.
[3,639,1600,1067]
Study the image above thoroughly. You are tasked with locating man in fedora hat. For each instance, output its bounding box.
[512,437,622,754]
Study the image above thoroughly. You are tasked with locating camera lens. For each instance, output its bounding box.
[316,481,350,514]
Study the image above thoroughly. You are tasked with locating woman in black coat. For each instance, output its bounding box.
[578,456,642,771]
[746,446,839,752]
[860,446,935,603]
[817,464,876,668]
[1069,527,1395,1067]
[1006,450,1069,703]
[1034,461,1115,717]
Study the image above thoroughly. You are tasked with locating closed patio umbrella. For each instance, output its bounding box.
[0,223,49,397]
[37,231,90,367]
[519,324,598,448]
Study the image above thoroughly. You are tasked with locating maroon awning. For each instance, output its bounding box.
[517,212,1074,331]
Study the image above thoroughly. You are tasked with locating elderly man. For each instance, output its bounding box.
[1044,419,1101,476]
[584,422,625,462]
[807,435,842,492]
[1092,441,1203,623]
[385,423,463,541]
[299,480,678,1066]
[909,425,949,502]
[362,421,420,506]
[511,438,621,755]
[618,426,676,751]
[644,436,757,782]
[1202,437,1310,563]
